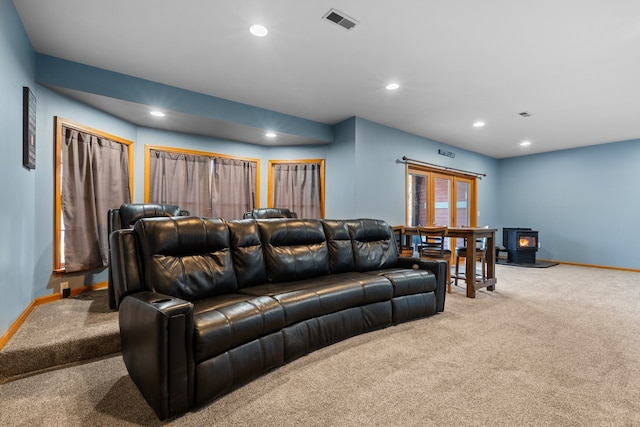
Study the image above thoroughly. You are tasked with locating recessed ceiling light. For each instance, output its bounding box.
[250,24,268,37]
[520,141,531,146]
[386,83,400,91]
[150,111,165,117]
[473,121,485,127]
[265,132,277,138]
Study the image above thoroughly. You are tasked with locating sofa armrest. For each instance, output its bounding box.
[107,208,122,309]
[109,229,144,309]
[396,257,448,313]
[119,292,195,420]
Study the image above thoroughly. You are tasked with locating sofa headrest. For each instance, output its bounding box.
[134,216,237,300]
[258,218,330,282]
[322,220,355,273]
[347,219,398,271]
[250,208,297,219]
[226,219,268,288]
[119,203,184,228]
[134,216,229,256]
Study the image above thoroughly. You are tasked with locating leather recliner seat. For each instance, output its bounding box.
[106,203,189,309]
[110,217,447,420]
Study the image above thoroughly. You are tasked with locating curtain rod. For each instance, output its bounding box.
[401,156,486,179]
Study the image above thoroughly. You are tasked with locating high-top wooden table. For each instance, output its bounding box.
[404,227,498,298]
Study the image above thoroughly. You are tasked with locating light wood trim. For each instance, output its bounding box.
[470,178,478,227]
[143,145,260,205]
[54,117,134,272]
[0,301,35,350]
[267,158,325,218]
[0,282,108,351]
[538,260,640,273]
[452,178,460,227]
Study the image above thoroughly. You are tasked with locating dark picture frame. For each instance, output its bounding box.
[23,86,36,169]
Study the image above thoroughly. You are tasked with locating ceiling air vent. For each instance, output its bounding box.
[323,9,359,30]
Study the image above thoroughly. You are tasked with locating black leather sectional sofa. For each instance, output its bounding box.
[109,216,447,420]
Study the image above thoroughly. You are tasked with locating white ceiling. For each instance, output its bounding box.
[13,0,640,158]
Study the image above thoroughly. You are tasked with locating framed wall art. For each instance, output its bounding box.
[23,86,36,169]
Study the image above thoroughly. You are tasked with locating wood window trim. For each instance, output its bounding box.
[405,163,478,228]
[267,158,326,218]
[54,116,134,273]
[143,145,260,204]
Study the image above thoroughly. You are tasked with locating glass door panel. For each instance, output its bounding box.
[454,179,471,248]
[455,180,470,227]
[433,175,451,227]
[407,171,428,227]
[407,170,429,252]
[433,174,452,250]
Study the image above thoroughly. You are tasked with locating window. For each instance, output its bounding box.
[54,117,133,272]
[406,165,477,228]
[268,159,325,218]
[145,146,259,219]
[406,164,477,249]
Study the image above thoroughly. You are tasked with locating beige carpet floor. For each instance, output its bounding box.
[0,290,120,381]
[1,264,639,426]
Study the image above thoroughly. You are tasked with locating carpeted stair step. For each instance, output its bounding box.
[0,290,120,382]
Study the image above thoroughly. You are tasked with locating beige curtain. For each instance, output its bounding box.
[272,163,321,219]
[149,149,211,217]
[211,158,256,219]
[61,127,130,272]
[149,150,256,220]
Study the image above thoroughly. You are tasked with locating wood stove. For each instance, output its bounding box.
[504,228,539,264]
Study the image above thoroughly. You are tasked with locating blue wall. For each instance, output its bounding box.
[1,0,36,338]
[497,140,640,269]
[352,118,500,227]
[326,117,357,218]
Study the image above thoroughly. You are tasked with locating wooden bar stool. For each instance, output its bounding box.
[416,226,452,291]
[392,225,414,257]
[454,234,488,288]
